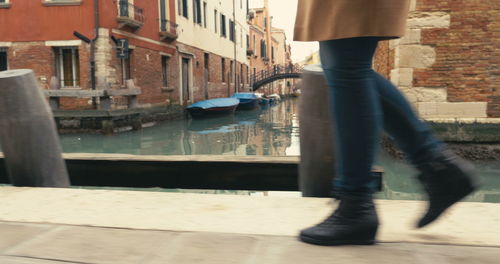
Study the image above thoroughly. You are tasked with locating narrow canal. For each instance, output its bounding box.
[59,98,500,203]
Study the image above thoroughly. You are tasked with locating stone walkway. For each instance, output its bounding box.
[2,222,500,264]
[1,187,499,263]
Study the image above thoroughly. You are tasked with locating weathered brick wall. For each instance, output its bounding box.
[93,38,179,109]
[415,0,495,103]
[489,95,500,117]
[374,0,499,118]
[8,42,92,110]
[487,0,500,117]
[165,54,180,105]
[9,42,55,90]
[373,40,394,79]
[133,46,171,106]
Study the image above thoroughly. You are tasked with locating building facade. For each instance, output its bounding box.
[247,0,293,96]
[0,0,255,113]
[175,0,250,102]
[271,28,293,95]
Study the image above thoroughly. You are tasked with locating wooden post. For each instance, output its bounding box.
[48,76,60,110]
[298,65,336,197]
[0,69,70,187]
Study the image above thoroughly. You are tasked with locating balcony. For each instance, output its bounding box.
[247,11,255,21]
[246,49,254,57]
[117,0,145,30]
[159,19,178,41]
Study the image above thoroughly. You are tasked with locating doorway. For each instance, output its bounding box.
[204,53,209,99]
[181,57,191,105]
[0,49,7,71]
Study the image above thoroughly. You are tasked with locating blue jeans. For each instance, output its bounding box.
[319,37,443,197]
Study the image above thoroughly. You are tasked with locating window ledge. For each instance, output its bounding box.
[42,0,82,7]
[161,87,174,93]
[0,3,11,8]
[60,87,82,90]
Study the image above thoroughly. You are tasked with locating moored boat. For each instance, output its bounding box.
[186,97,240,118]
[232,93,259,110]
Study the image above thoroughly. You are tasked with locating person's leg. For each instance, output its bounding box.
[373,72,444,164]
[299,37,381,246]
[319,37,383,197]
[372,67,479,228]
[299,37,479,246]
[319,37,447,196]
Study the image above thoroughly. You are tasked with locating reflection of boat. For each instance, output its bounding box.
[266,94,281,105]
[234,108,262,125]
[259,97,270,106]
[291,89,301,97]
[232,93,259,110]
[186,98,239,118]
[267,94,281,100]
[188,115,237,134]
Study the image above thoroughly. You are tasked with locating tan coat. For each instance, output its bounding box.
[294,0,411,41]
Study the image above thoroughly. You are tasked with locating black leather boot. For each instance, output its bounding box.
[299,196,379,246]
[416,149,480,228]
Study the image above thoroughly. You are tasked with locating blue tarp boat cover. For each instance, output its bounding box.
[192,125,239,135]
[187,98,240,109]
[231,93,258,100]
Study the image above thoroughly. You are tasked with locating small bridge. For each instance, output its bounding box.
[250,64,303,91]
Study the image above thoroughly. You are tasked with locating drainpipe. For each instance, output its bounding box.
[233,0,237,93]
[90,0,100,107]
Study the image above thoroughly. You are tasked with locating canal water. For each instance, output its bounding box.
[59,98,500,203]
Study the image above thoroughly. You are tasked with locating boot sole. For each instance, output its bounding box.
[299,235,376,246]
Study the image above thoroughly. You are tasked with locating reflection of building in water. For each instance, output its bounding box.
[378,153,500,203]
[61,99,297,156]
[243,101,294,156]
[59,120,187,155]
[378,184,500,204]
[177,99,297,156]
[60,98,299,156]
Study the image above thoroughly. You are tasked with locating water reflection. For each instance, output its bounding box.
[58,98,500,203]
[60,99,299,156]
[376,151,500,203]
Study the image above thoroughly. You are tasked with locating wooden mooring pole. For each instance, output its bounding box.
[0,69,70,187]
[298,65,336,197]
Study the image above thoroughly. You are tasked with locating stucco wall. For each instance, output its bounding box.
[176,0,249,64]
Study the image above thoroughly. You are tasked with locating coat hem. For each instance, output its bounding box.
[293,32,403,42]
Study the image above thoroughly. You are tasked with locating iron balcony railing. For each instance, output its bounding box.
[160,19,178,34]
[119,0,145,23]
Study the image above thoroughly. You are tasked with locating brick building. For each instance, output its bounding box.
[0,0,181,111]
[271,28,292,95]
[0,0,257,113]
[374,0,500,118]
[247,0,293,96]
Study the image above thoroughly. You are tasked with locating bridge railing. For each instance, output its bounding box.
[249,64,303,86]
